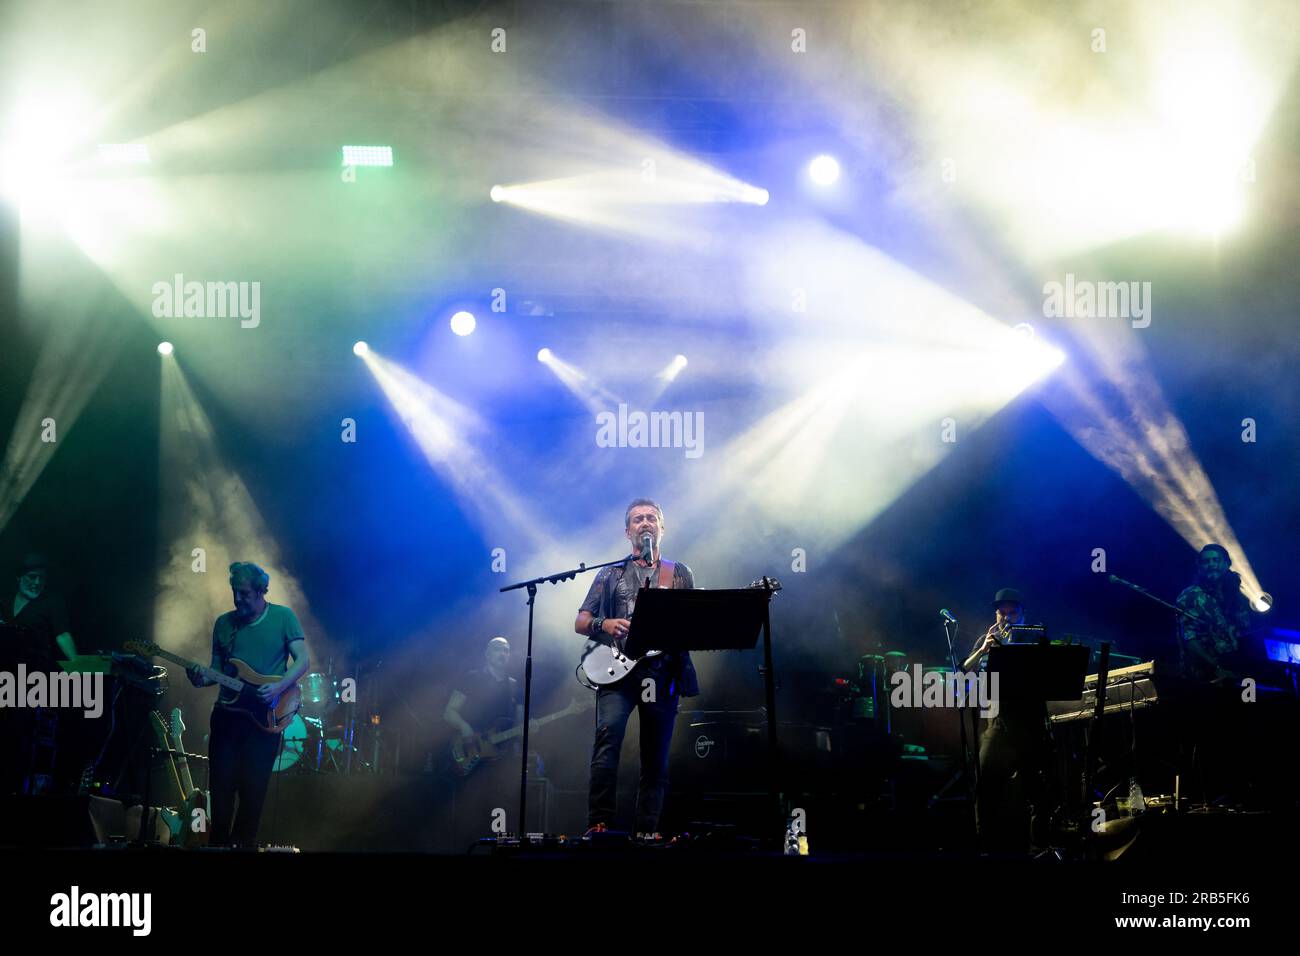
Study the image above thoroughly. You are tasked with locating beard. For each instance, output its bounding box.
[1199,568,1241,607]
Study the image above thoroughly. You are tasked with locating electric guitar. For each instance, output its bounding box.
[580,576,783,687]
[147,707,210,847]
[450,697,593,777]
[125,640,300,733]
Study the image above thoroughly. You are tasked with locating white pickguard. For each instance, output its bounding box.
[580,642,662,687]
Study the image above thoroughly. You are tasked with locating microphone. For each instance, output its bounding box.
[640,532,654,562]
[940,609,958,624]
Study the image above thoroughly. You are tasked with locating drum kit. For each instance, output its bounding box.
[840,651,956,737]
[273,670,361,773]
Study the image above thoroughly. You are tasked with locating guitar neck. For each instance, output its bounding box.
[151,648,242,692]
[173,743,197,795]
[487,710,569,745]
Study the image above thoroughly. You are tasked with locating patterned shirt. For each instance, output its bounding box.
[1176,584,1250,659]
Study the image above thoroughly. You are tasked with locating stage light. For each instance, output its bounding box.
[808,155,840,186]
[491,155,767,240]
[157,341,173,356]
[647,353,690,402]
[450,311,476,336]
[0,89,93,208]
[341,145,393,167]
[1253,593,1273,613]
[539,350,622,414]
[353,341,369,356]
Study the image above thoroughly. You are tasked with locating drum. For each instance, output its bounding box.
[883,650,909,677]
[852,655,886,720]
[274,714,309,772]
[273,715,346,773]
[882,651,913,737]
[300,673,339,719]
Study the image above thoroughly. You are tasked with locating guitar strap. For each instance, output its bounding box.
[656,559,675,589]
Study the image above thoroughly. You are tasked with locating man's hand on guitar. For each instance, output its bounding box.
[603,617,631,645]
[256,680,283,703]
[186,666,210,688]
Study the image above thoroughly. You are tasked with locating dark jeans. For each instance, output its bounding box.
[588,668,679,833]
[976,705,1048,854]
[209,706,283,846]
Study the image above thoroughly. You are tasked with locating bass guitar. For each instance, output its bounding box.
[450,697,593,777]
[126,640,300,733]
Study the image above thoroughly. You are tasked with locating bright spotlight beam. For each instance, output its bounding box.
[358,349,546,551]
[644,216,1072,561]
[537,350,622,416]
[840,2,1298,254]
[155,358,324,660]
[492,158,768,242]
[648,354,689,402]
[0,310,122,534]
[1043,322,1265,603]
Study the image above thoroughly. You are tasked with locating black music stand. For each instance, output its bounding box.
[987,644,1090,703]
[625,583,782,844]
[986,643,1091,855]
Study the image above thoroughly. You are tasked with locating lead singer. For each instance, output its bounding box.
[574,498,698,842]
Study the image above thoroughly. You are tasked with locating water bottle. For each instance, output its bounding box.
[1127,776,1146,814]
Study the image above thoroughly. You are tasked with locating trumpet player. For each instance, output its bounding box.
[965,588,1048,854]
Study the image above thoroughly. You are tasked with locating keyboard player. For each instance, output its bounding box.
[1176,543,1252,683]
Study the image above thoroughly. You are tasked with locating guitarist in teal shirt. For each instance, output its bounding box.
[188,561,310,846]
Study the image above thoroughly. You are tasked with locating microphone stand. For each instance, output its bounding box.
[499,555,628,844]
[941,616,979,843]
[1107,575,1215,674]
